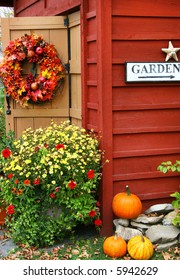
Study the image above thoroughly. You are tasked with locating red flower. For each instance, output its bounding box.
[34,146,40,152]
[96,201,100,207]
[1,148,11,158]
[24,179,31,185]
[44,143,49,148]
[87,169,95,180]
[14,179,19,184]
[94,219,102,227]
[89,210,96,217]
[7,205,15,215]
[49,193,56,199]
[7,173,14,179]
[33,178,41,185]
[68,180,77,189]
[56,143,65,150]
[55,187,60,192]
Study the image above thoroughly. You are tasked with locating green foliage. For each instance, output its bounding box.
[157,160,180,227]
[170,191,180,209]
[0,121,106,247]
[157,160,180,174]
[0,88,15,207]
[170,191,180,227]
[0,87,6,148]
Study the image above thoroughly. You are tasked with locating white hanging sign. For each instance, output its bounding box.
[126,62,180,82]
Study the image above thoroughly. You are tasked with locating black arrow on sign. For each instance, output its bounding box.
[138,75,175,79]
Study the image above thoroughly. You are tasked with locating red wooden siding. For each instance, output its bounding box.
[7,0,180,236]
[81,0,114,235]
[81,0,180,235]
[14,0,80,16]
[111,0,180,216]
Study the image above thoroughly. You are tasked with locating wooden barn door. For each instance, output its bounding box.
[68,11,81,126]
[1,14,81,137]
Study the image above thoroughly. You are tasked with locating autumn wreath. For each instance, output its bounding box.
[0,33,65,107]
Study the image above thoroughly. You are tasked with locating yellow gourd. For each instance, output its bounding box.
[127,235,154,260]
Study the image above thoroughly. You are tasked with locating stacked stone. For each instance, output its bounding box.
[113,203,180,250]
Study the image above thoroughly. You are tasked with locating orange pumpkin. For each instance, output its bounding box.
[103,232,127,258]
[112,185,142,219]
[127,235,154,260]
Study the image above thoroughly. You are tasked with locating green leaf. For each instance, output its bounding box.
[177,166,180,172]
[162,167,168,173]
[172,200,179,209]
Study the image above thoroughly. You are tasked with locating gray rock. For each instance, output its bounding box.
[113,218,129,227]
[156,240,178,251]
[145,204,174,215]
[130,221,151,230]
[132,214,164,224]
[162,211,178,225]
[0,237,17,257]
[145,225,180,243]
[115,224,142,241]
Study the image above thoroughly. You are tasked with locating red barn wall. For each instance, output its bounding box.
[81,0,180,235]
[12,0,180,236]
[111,0,180,204]
[14,0,80,16]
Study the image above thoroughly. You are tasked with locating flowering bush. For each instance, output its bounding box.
[0,121,105,247]
[0,33,65,107]
[0,87,6,147]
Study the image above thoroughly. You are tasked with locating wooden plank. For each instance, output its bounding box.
[87,41,97,61]
[34,117,54,130]
[113,132,180,155]
[68,11,80,27]
[87,0,96,13]
[113,154,180,180]
[70,108,81,119]
[70,60,81,73]
[112,17,180,40]
[11,109,69,117]
[86,16,97,39]
[69,11,81,125]
[49,29,68,61]
[112,86,180,110]
[113,109,180,134]
[15,0,81,17]
[6,16,66,30]
[113,177,180,203]
[113,148,180,159]
[112,40,180,64]
[71,118,82,127]
[87,108,98,128]
[15,118,34,138]
[112,0,180,17]
[96,0,114,236]
[15,0,39,14]
[80,0,89,129]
